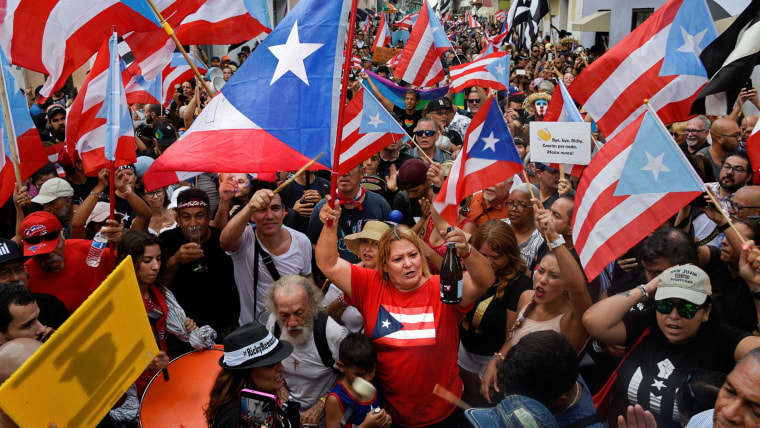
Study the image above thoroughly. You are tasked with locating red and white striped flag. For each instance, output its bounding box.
[544,80,587,178]
[495,10,506,22]
[373,13,392,51]
[161,53,207,108]
[572,106,705,280]
[395,12,419,31]
[746,122,760,184]
[0,0,202,98]
[449,52,510,93]
[466,11,481,28]
[352,55,362,69]
[66,33,136,176]
[568,0,717,140]
[395,0,452,88]
[386,51,402,68]
[176,0,272,45]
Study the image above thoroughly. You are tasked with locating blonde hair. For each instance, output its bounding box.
[376,226,431,281]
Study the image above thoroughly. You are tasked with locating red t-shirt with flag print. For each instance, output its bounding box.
[345,265,471,427]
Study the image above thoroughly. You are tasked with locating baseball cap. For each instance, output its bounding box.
[221,55,231,62]
[86,202,111,226]
[20,212,62,256]
[655,265,712,305]
[31,178,74,205]
[0,238,27,265]
[533,163,558,173]
[398,158,429,189]
[508,85,524,97]
[154,122,178,148]
[427,97,453,113]
[46,104,66,120]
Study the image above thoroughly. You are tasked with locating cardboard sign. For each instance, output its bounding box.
[0,257,159,427]
[529,122,592,165]
[373,47,401,65]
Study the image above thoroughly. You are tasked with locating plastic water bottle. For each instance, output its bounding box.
[85,231,108,267]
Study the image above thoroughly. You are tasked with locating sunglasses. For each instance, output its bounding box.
[654,299,706,319]
[24,230,60,245]
[414,130,437,137]
[468,99,481,104]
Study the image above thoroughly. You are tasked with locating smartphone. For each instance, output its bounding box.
[746,78,754,90]
[516,69,527,76]
[547,52,554,62]
[239,389,279,428]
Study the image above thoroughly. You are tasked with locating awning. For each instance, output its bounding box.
[572,10,610,32]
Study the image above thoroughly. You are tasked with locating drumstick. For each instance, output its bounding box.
[273,153,325,195]
[432,384,472,410]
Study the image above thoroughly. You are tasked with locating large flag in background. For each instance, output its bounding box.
[572,107,706,280]
[543,80,587,177]
[434,97,523,226]
[123,71,163,106]
[569,0,717,141]
[338,88,407,174]
[395,0,453,87]
[0,48,48,205]
[361,69,449,111]
[0,0,202,98]
[373,13,392,51]
[692,2,760,115]
[506,0,549,51]
[395,12,419,31]
[67,33,136,176]
[176,0,272,45]
[161,53,207,108]
[449,52,510,93]
[143,0,351,191]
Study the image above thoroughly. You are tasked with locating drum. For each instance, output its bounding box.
[139,345,223,427]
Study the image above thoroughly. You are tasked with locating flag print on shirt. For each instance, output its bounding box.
[371,304,436,346]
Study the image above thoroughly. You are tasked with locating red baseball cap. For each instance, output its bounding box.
[20,211,62,256]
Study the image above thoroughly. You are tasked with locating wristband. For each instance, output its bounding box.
[717,222,730,232]
[337,294,348,308]
[636,285,649,304]
[431,184,441,194]
[491,352,504,362]
[116,185,132,199]
[460,243,472,260]
[90,190,103,198]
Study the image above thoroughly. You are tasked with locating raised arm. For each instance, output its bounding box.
[446,227,494,308]
[360,71,395,112]
[220,189,271,252]
[314,198,354,297]
[71,169,108,239]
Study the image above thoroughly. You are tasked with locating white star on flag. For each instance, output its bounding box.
[367,112,384,128]
[492,63,506,76]
[481,132,499,151]
[640,152,670,181]
[676,27,708,59]
[381,319,390,328]
[268,21,324,86]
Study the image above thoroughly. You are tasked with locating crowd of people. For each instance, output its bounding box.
[1,6,760,428]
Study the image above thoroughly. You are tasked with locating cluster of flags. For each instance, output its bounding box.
[1,0,759,286]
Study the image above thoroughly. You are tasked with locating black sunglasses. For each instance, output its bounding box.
[414,130,437,137]
[468,98,481,104]
[654,299,706,319]
[24,230,60,245]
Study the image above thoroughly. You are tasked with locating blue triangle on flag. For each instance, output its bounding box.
[484,55,509,83]
[467,100,522,163]
[359,90,400,135]
[371,305,404,340]
[615,111,704,196]
[660,0,716,78]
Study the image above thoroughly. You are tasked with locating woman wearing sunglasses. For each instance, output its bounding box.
[583,264,760,427]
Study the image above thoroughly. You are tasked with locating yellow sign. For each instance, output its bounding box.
[0,257,159,427]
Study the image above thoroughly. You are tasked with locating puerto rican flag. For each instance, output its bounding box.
[373,13,392,51]
[746,120,760,184]
[0,47,48,205]
[466,11,481,28]
[361,14,372,33]
[386,50,402,68]
[568,0,717,141]
[573,106,705,280]
[143,0,350,191]
[339,87,407,174]
[395,0,453,88]
[351,55,362,69]
[176,0,272,45]
[395,12,419,31]
[544,80,587,178]
[123,71,163,106]
[371,304,436,346]
[161,53,207,108]
[0,0,202,98]
[495,9,506,22]
[434,97,523,226]
[66,33,136,176]
[448,52,510,93]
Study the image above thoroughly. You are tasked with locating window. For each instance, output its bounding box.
[631,8,654,31]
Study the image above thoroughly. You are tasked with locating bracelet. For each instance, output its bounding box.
[460,243,472,260]
[717,222,730,232]
[491,352,504,362]
[431,184,441,194]
[636,285,649,303]
[90,190,102,198]
[337,294,347,308]
[116,185,133,199]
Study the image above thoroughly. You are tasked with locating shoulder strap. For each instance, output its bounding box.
[314,312,336,369]
[252,227,281,318]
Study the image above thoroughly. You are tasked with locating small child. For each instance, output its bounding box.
[325,333,391,428]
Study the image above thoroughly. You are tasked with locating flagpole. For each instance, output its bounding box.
[109,161,116,220]
[0,58,22,185]
[329,0,361,208]
[274,153,325,194]
[145,0,213,97]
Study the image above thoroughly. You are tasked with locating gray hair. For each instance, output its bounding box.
[511,183,539,197]
[692,114,712,131]
[415,116,440,133]
[265,275,325,318]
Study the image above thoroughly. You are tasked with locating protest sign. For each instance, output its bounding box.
[530,122,592,165]
[0,257,158,427]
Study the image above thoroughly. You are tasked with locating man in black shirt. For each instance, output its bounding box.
[161,188,240,341]
[363,71,422,135]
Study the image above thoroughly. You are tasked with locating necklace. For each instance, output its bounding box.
[560,381,581,413]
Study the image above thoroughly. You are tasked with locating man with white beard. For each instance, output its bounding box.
[264,275,347,425]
